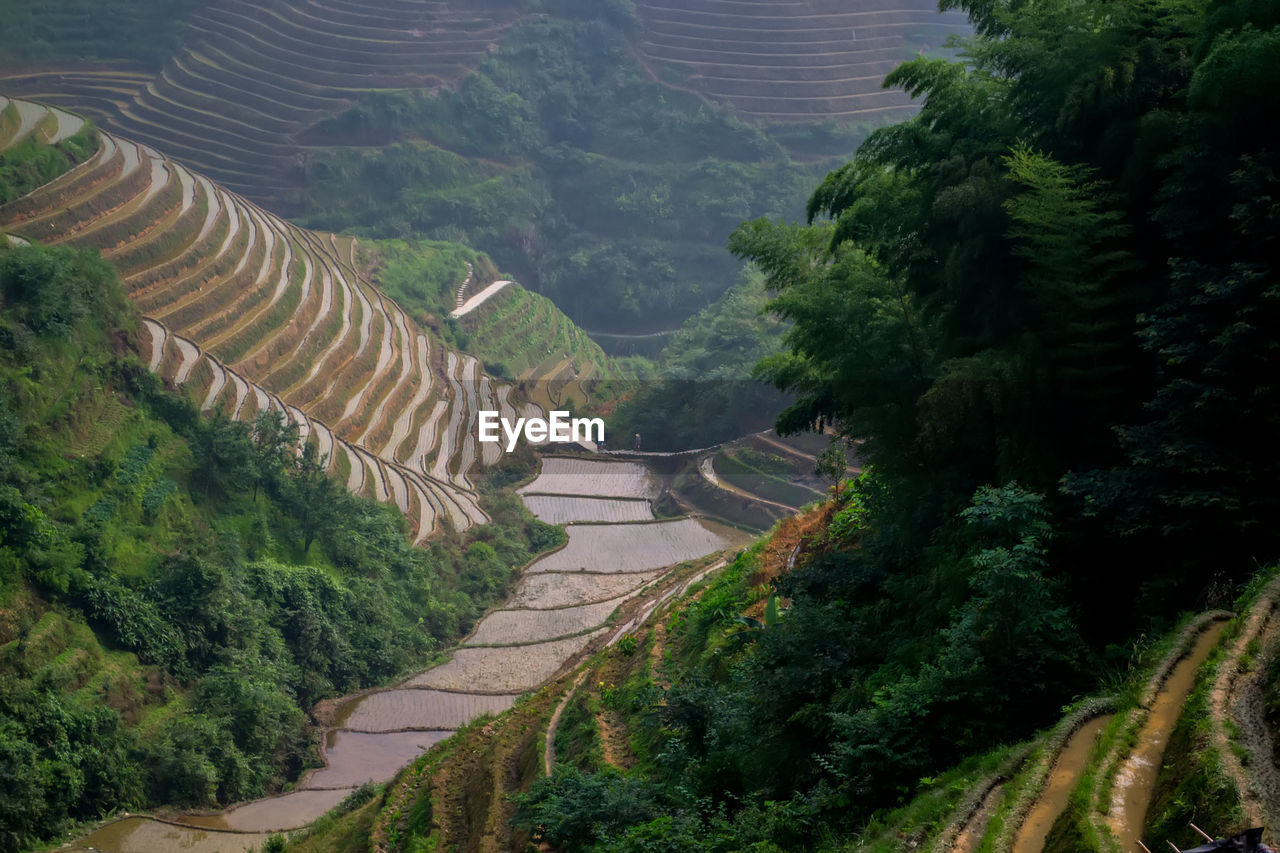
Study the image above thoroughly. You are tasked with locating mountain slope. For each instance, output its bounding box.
[0,237,563,851]
[0,0,518,209]
[634,0,970,120]
[0,96,553,540]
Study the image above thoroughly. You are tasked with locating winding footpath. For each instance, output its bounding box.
[72,455,747,852]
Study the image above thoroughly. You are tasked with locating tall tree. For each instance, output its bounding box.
[286,441,338,556]
[251,410,299,501]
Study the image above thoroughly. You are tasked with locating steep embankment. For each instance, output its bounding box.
[1207,575,1280,831]
[73,455,750,851]
[0,98,537,540]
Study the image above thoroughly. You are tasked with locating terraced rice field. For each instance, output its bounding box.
[73,817,273,853]
[334,689,518,733]
[0,100,538,539]
[635,0,969,121]
[519,456,660,499]
[523,495,655,524]
[303,730,453,789]
[465,595,635,646]
[403,630,610,694]
[527,519,736,574]
[179,787,351,832]
[510,570,665,609]
[69,454,744,850]
[0,2,519,210]
[0,95,85,148]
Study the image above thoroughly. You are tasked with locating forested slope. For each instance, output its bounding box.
[0,241,560,850]
[358,0,1278,847]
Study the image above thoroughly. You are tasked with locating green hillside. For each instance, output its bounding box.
[292,5,829,334]
[0,241,559,849]
[0,0,1277,846]
[286,0,1280,846]
[361,237,637,409]
[0,0,198,68]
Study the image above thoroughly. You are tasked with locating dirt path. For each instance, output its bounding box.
[581,327,677,340]
[597,709,631,769]
[544,671,590,775]
[648,617,673,690]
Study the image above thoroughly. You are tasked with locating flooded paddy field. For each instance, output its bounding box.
[523,494,654,523]
[518,457,660,499]
[528,518,740,574]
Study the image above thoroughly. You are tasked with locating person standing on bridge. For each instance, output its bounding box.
[634,432,642,451]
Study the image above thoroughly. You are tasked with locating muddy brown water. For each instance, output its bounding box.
[76,816,272,852]
[1013,715,1113,853]
[72,462,741,852]
[1107,622,1228,851]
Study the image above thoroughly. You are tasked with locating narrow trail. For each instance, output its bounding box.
[544,671,590,775]
[597,710,630,769]
[580,327,677,340]
[453,261,474,309]
[451,278,513,318]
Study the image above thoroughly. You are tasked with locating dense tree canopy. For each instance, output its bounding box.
[518,0,1280,848]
